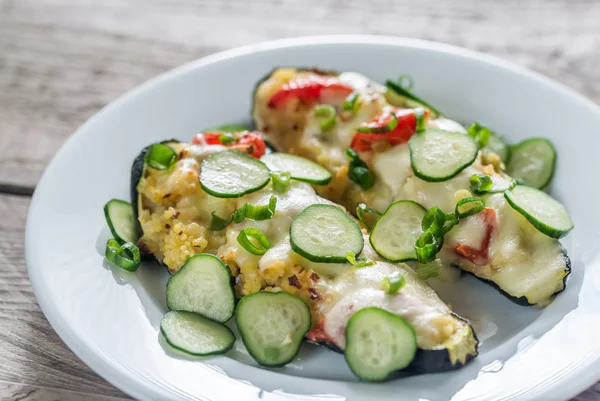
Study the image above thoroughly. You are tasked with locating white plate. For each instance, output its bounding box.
[25,35,600,401]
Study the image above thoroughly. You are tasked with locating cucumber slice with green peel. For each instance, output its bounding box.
[103,199,139,245]
[235,292,311,367]
[506,138,556,189]
[166,254,235,323]
[261,153,332,185]
[384,80,442,118]
[484,132,510,163]
[370,200,426,262]
[409,129,478,182]
[344,307,417,381]
[504,185,573,239]
[290,204,364,263]
[200,150,271,198]
[160,311,235,356]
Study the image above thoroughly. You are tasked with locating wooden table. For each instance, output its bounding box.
[1,0,599,399]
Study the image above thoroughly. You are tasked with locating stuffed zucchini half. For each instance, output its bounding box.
[252,68,572,307]
[131,132,478,373]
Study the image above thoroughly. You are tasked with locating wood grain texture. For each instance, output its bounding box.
[0,195,130,400]
[1,0,600,190]
[0,0,599,399]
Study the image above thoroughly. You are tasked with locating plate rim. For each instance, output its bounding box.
[25,34,600,401]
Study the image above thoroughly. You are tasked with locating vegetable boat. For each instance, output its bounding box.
[130,133,478,373]
[252,68,572,307]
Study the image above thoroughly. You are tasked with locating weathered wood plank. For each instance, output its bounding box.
[1,0,600,190]
[0,194,130,399]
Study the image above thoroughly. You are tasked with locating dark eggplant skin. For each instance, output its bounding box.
[308,314,478,374]
[463,246,571,307]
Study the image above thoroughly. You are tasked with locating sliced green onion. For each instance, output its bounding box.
[442,213,459,234]
[467,122,491,148]
[346,251,376,268]
[209,196,277,231]
[345,148,375,190]
[237,228,271,255]
[343,92,361,113]
[218,133,238,145]
[380,273,406,294]
[356,112,398,134]
[415,261,441,280]
[421,206,446,235]
[470,174,493,194]
[415,231,438,264]
[105,239,140,272]
[209,212,232,231]
[414,107,426,132]
[314,104,337,132]
[356,203,381,229]
[455,197,485,219]
[145,143,177,170]
[397,74,415,91]
[271,171,291,193]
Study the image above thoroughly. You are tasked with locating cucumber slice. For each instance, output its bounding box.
[504,185,573,239]
[166,254,235,323]
[290,204,364,263]
[506,138,556,189]
[235,292,311,367]
[344,307,417,381]
[484,132,510,163]
[384,81,442,118]
[261,153,332,185]
[103,199,139,245]
[160,311,235,356]
[409,129,478,182]
[370,200,426,262]
[200,150,271,198]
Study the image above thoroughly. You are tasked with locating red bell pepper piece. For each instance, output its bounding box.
[454,208,496,266]
[349,108,429,152]
[192,131,266,159]
[268,76,354,108]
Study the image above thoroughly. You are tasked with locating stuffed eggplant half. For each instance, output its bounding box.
[252,68,573,307]
[124,131,478,377]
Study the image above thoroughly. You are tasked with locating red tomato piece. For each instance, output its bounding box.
[349,108,430,152]
[191,131,266,159]
[268,76,353,108]
[454,208,497,266]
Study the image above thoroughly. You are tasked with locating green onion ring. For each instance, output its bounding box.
[421,206,446,235]
[209,196,277,231]
[356,112,398,134]
[414,107,426,132]
[314,104,337,132]
[346,251,376,268]
[397,74,415,91]
[415,261,441,280]
[356,203,381,229]
[343,92,361,113]
[441,213,459,234]
[380,273,406,294]
[237,228,271,256]
[105,239,140,272]
[271,171,291,193]
[470,174,494,194]
[467,122,491,148]
[415,231,438,264]
[455,197,486,219]
[145,143,178,170]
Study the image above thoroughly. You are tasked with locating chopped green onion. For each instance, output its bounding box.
[271,171,291,193]
[415,261,441,280]
[414,107,426,132]
[346,251,376,268]
[467,122,491,148]
[421,206,446,235]
[206,124,250,132]
[345,148,375,190]
[470,174,494,194]
[415,231,438,264]
[237,228,271,255]
[105,239,140,272]
[380,273,406,294]
[356,112,398,134]
[145,143,177,170]
[442,213,459,234]
[218,133,238,145]
[455,197,485,219]
[356,203,381,229]
[397,74,415,91]
[314,104,337,132]
[209,196,277,231]
[343,92,361,113]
